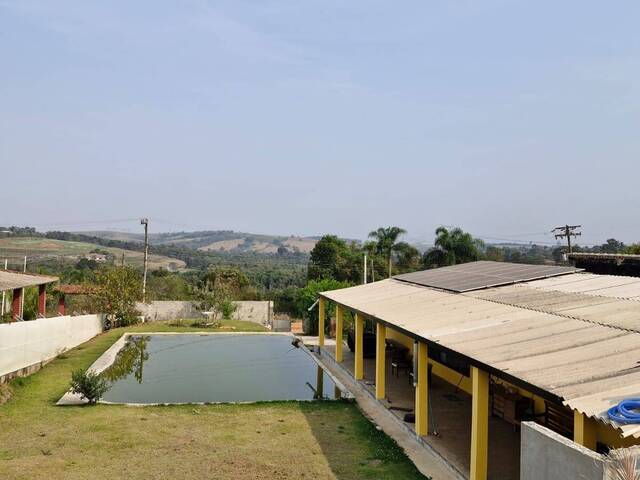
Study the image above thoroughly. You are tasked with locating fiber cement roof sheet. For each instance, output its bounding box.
[525,273,640,300]
[0,270,58,291]
[470,285,640,332]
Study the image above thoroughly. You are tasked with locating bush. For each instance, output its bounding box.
[70,369,109,404]
[219,298,237,320]
[295,278,351,335]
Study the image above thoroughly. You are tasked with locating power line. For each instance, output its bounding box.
[551,224,582,253]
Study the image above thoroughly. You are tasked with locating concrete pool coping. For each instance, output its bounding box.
[56,331,352,406]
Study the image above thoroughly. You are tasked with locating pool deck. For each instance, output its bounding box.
[302,336,463,480]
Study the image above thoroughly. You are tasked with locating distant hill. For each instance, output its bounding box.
[81,230,320,254]
[0,237,186,271]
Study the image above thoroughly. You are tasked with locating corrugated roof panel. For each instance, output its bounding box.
[469,284,640,333]
[526,273,640,301]
[0,270,58,291]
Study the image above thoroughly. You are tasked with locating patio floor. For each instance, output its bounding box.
[321,343,520,480]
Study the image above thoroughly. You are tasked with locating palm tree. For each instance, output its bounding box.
[423,227,484,268]
[368,226,407,277]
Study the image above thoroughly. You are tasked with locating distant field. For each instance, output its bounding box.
[198,236,316,254]
[81,229,319,254]
[0,237,186,271]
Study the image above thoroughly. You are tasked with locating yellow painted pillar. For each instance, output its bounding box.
[415,341,429,436]
[318,297,325,347]
[354,312,364,380]
[375,322,386,399]
[470,366,489,480]
[335,304,343,362]
[574,411,597,450]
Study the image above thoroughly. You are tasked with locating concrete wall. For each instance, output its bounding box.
[521,422,605,480]
[137,300,273,326]
[0,314,104,383]
[136,301,201,321]
[232,301,273,326]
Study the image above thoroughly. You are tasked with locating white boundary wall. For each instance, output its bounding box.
[137,301,273,326]
[521,422,605,480]
[0,314,103,382]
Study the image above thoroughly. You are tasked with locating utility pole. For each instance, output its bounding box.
[1,259,6,317]
[370,257,375,282]
[140,218,149,303]
[552,224,582,254]
[363,253,368,285]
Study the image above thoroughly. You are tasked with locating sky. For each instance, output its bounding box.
[1,1,639,246]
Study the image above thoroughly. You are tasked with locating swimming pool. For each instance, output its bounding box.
[94,333,343,404]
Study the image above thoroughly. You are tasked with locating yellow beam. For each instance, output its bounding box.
[355,312,364,380]
[375,322,386,399]
[335,304,343,362]
[415,341,428,436]
[470,366,489,480]
[574,411,597,450]
[318,297,325,347]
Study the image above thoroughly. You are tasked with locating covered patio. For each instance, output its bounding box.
[0,270,58,321]
[320,341,520,479]
[315,261,640,480]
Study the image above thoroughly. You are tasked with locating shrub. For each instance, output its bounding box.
[70,369,109,404]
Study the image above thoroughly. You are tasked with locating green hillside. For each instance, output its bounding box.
[0,237,186,271]
[81,230,320,254]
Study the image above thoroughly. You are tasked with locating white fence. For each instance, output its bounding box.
[0,314,104,382]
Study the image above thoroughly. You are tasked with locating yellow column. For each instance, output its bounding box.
[318,297,325,347]
[375,322,386,399]
[335,304,343,362]
[415,341,429,436]
[354,312,364,380]
[574,411,597,450]
[470,366,489,480]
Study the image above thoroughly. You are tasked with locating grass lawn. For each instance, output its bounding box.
[0,320,426,480]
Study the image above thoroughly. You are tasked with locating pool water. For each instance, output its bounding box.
[100,334,341,404]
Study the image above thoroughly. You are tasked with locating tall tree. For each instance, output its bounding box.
[368,227,407,277]
[393,242,421,273]
[308,235,361,283]
[423,227,483,268]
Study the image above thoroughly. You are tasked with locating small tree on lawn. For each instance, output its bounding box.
[94,265,142,327]
[70,369,109,404]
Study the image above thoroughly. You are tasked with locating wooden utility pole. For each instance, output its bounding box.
[552,224,582,253]
[140,218,149,303]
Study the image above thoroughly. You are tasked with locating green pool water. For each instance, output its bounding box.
[100,334,341,404]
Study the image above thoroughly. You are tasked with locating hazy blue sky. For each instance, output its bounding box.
[1,1,639,245]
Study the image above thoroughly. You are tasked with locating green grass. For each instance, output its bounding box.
[0,320,425,480]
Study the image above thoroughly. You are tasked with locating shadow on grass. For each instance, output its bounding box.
[298,400,429,480]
